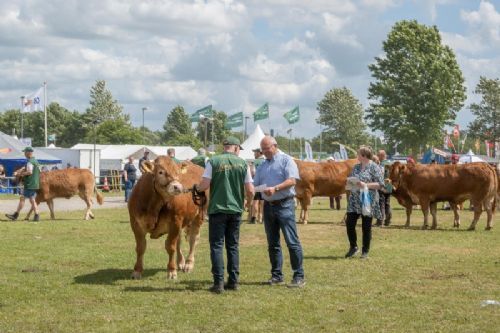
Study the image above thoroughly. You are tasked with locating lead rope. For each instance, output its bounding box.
[190,187,207,220]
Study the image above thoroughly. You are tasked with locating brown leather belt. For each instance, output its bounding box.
[266,196,294,206]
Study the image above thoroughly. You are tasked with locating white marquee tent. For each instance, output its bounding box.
[458,150,485,164]
[240,124,266,160]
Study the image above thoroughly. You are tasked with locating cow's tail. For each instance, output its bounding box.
[95,185,104,205]
[493,163,500,213]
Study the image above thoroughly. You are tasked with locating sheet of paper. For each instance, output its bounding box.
[254,184,267,193]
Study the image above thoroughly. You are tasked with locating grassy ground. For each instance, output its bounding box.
[0,198,498,333]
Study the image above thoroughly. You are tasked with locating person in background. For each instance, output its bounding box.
[123,156,137,202]
[375,149,391,226]
[5,147,41,222]
[248,148,265,224]
[191,148,208,168]
[66,163,72,169]
[167,148,181,163]
[195,136,254,294]
[254,136,305,288]
[345,146,384,259]
[0,164,6,188]
[138,151,150,173]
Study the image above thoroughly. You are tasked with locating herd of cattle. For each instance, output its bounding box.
[9,156,499,279]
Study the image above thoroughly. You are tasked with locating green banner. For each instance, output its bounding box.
[225,112,243,129]
[284,106,300,124]
[190,105,213,122]
[253,103,269,122]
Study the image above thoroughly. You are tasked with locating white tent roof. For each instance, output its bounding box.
[240,124,266,160]
[70,144,197,170]
[458,150,485,164]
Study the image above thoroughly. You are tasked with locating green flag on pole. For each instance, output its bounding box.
[253,103,269,122]
[225,112,244,129]
[190,105,213,122]
[284,106,300,124]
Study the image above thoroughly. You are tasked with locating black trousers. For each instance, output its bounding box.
[345,212,372,253]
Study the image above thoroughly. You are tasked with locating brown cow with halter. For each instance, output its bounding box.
[128,156,207,280]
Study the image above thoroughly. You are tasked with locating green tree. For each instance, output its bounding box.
[366,20,466,154]
[162,106,201,147]
[85,118,142,144]
[0,109,22,137]
[84,80,128,124]
[317,87,368,152]
[467,77,499,157]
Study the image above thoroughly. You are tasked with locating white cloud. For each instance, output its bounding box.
[461,1,500,43]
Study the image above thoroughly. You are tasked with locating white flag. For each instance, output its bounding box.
[23,87,44,112]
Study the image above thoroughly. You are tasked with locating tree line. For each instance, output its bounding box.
[0,20,498,157]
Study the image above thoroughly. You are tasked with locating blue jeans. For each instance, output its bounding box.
[263,198,304,280]
[124,179,135,202]
[208,213,241,285]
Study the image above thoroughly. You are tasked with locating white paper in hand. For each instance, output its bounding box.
[254,184,267,193]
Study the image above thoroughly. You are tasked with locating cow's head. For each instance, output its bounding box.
[388,162,407,192]
[142,156,187,198]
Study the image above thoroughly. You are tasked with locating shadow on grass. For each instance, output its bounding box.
[304,255,344,260]
[123,279,212,292]
[73,268,165,285]
[382,225,472,232]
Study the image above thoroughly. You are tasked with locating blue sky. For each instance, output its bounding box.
[0,0,498,139]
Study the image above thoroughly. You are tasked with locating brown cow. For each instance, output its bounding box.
[295,159,357,224]
[129,156,206,280]
[25,168,103,220]
[389,162,497,230]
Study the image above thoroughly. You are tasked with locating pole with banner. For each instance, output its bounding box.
[190,105,213,122]
[283,106,300,158]
[44,81,48,147]
[20,96,24,138]
[225,111,244,141]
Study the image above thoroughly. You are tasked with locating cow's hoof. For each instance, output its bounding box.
[131,271,142,280]
[467,226,475,231]
[90,215,95,219]
[485,226,492,231]
[431,225,437,230]
[421,225,428,230]
[404,223,410,228]
[167,271,177,279]
[183,261,194,273]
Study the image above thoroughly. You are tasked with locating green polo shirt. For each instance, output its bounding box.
[24,157,40,190]
[170,156,181,164]
[208,152,248,215]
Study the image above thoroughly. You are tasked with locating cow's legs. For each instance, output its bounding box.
[420,200,430,229]
[451,202,461,228]
[404,205,412,227]
[176,236,186,271]
[467,200,483,231]
[183,221,201,273]
[483,199,493,231]
[430,202,438,229]
[131,226,147,279]
[47,199,55,220]
[165,226,181,279]
[79,193,94,220]
[301,193,312,224]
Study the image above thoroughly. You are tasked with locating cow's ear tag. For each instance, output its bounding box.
[180,164,188,174]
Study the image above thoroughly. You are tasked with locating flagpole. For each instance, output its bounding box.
[44,81,48,147]
[20,96,24,139]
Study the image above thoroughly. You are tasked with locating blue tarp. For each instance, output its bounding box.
[0,131,61,176]
[421,149,446,164]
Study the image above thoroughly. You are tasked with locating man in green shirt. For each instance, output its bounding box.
[6,147,41,222]
[167,148,181,163]
[190,148,208,168]
[196,136,254,294]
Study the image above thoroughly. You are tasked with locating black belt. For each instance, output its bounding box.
[266,196,294,206]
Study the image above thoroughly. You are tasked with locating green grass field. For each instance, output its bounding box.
[0,198,499,333]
